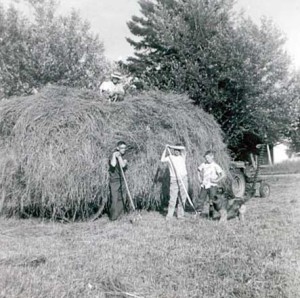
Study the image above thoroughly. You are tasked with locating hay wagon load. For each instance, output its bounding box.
[0,86,230,220]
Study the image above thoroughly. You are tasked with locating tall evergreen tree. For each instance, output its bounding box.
[127,0,297,154]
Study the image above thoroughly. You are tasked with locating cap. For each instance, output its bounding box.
[111,72,122,80]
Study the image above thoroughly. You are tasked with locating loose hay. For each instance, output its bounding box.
[0,86,230,220]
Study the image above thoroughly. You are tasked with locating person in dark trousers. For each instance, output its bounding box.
[108,141,128,220]
[196,150,226,220]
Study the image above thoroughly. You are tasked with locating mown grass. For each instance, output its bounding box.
[261,160,300,175]
[0,176,299,298]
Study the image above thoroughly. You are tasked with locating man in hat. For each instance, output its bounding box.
[100,72,125,101]
[108,141,128,220]
[161,144,188,221]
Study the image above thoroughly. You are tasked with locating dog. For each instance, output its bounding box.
[208,188,248,222]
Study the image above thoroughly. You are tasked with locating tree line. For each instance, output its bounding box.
[126,0,300,154]
[0,0,107,97]
[0,0,299,154]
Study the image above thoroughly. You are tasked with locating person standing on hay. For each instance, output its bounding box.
[195,150,226,220]
[161,144,188,221]
[99,72,125,102]
[108,141,128,220]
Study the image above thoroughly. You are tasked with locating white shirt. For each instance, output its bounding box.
[100,81,124,96]
[198,161,223,189]
[165,155,187,179]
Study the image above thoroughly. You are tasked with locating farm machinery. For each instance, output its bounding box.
[230,144,271,199]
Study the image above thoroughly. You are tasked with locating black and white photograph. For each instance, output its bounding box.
[0,0,299,297]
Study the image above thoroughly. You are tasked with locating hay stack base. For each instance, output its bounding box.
[0,86,230,220]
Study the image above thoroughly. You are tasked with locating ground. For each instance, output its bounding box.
[0,176,299,298]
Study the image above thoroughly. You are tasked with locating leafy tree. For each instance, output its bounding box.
[0,0,107,97]
[0,4,31,96]
[285,71,300,153]
[126,0,297,155]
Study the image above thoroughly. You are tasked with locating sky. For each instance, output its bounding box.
[2,0,300,68]
[235,0,300,69]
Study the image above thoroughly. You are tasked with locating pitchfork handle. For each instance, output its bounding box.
[118,161,136,211]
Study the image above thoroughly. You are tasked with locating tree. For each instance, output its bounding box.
[0,0,108,97]
[126,0,297,155]
[0,4,31,97]
[285,71,300,153]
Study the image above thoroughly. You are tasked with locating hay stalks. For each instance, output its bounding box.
[0,86,230,220]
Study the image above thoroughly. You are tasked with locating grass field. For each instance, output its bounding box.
[0,176,299,298]
[261,160,300,175]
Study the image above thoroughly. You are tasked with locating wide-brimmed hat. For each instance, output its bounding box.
[111,72,122,80]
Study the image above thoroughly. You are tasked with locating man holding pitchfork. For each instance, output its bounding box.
[108,141,128,221]
[161,144,189,221]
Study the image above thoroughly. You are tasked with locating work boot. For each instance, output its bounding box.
[166,215,174,222]
[219,209,228,223]
[208,205,214,219]
[238,205,246,221]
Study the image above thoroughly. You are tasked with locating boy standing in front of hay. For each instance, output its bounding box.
[108,141,128,220]
[161,144,188,220]
[196,150,226,220]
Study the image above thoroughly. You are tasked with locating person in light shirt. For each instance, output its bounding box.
[161,144,188,220]
[196,150,226,217]
[99,72,125,101]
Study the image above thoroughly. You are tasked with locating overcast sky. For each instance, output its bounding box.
[3,0,300,68]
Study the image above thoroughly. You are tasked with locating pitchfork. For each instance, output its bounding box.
[166,146,199,217]
[118,161,142,223]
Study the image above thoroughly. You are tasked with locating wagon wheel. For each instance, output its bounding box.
[231,169,246,197]
[259,182,270,198]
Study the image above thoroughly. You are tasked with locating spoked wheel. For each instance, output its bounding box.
[259,182,270,198]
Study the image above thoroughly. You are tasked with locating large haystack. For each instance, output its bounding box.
[0,86,230,220]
